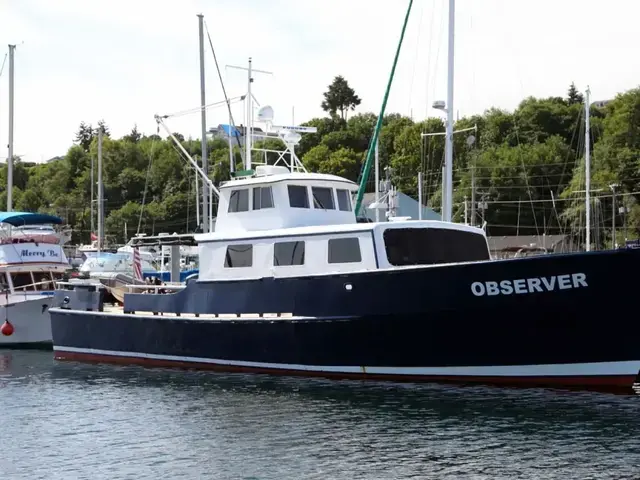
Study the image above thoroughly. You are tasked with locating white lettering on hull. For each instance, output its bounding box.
[471,273,588,297]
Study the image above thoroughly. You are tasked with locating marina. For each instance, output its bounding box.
[1,1,640,478]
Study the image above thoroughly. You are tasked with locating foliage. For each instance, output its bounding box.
[7,83,640,246]
[321,75,362,121]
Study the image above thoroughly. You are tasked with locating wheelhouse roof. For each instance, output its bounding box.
[219,172,358,190]
[0,211,63,226]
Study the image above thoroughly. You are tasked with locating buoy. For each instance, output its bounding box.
[1,320,14,336]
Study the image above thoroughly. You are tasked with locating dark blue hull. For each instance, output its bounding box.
[50,249,640,391]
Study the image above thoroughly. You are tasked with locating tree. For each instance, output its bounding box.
[97,119,110,137]
[124,124,142,143]
[74,121,94,152]
[567,82,584,105]
[321,75,361,121]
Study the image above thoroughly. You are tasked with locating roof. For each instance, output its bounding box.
[0,211,63,226]
[196,219,485,243]
[219,172,358,189]
[487,234,568,251]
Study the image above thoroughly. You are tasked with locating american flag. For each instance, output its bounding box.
[132,247,143,281]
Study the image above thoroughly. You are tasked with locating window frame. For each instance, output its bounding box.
[228,189,250,213]
[224,244,254,268]
[327,237,362,264]
[288,185,310,209]
[253,186,274,210]
[311,186,335,210]
[273,241,306,267]
[336,189,352,212]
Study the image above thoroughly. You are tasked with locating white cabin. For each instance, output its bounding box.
[215,165,358,233]
[0,212,71,300]
[195,166,490,281]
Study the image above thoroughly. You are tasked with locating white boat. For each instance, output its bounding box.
[0,212,71,347]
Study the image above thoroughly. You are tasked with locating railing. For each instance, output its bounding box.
[122,284,186,295]
[0,279,59,305]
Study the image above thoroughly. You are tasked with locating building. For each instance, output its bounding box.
[487,234,576,259]
[360,191,440,222]
[592,99,612,109]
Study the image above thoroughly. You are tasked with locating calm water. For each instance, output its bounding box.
[0,350,639,480]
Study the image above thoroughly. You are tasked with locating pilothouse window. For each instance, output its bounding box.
[384,228,490,266]
[312,187,335,210]
[228,189,249,213]
[328,238,362,264]
[253,186,274,210]
[274,241,305,266]
[288,185,309,208]
[336,189,352,212]
[11,272,35,291]
[224,244,253,268]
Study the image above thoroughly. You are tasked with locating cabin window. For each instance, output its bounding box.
[253,186,274,210]
[336,189,352,212]
[328,237,362,264]
[384,228,490,266]
[224,244,253,268]
[312,187,335,210]
[228,189,249,212]
[274,241,305,266]
[288,185,309,208]
[11,272,35,291]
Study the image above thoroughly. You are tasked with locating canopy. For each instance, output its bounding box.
[0,211,63,226]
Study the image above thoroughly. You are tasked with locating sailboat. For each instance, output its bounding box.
[48,6,640,392]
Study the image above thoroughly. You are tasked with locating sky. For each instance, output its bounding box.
[1,0,640,163]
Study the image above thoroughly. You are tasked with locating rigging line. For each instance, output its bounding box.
[204,20,244,163]
[165,96,246,118]
[407,0,425,115]
[137,137,157,234]
[0,53,7,77]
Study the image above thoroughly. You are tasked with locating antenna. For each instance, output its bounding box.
[226,59,273,170]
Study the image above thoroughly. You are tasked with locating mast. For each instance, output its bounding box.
[374,139,380,222]
[585,87,591,252]
[7,44,15,212]
[353,0,414,216]
[197,14,209,233]
[245,57,253,170]
[442,0,455,222]
[97,127,104,252]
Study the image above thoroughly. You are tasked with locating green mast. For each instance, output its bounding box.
[354,0,414,217]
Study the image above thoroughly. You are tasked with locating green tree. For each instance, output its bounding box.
[321,75,361,121]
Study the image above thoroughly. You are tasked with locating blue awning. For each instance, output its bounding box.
[0,211,63,226]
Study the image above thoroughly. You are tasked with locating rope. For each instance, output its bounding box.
[204,20,245,164]
[136,135,158,234]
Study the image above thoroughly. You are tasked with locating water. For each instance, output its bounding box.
[1,350,639,480]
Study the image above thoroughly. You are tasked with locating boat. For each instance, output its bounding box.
[0,211,71,347]
[48,8,640,392]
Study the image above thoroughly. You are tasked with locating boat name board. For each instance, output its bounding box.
[471,273,587,297]
[20,248,60,260]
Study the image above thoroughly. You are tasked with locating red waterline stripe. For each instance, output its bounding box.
[53,350,638,392]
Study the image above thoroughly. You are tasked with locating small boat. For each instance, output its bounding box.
[0,211,71,347]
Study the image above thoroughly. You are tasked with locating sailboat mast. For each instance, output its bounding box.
[7,44,15,212]
[97,127,104,252]
[245,57,253,171]
[443,0,455,222]
[585,87,591,252]
[197,14,209,233]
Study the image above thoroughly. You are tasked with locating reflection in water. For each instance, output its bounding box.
[1,350,639,480]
